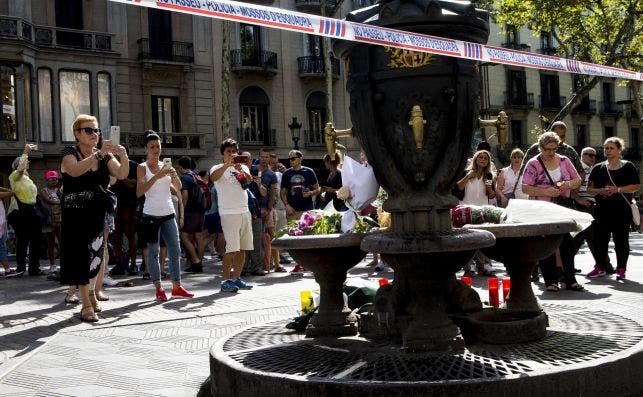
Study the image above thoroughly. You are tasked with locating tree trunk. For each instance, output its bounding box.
[320,0,334,123]
[221,21,231,138]
[631,81,643,125]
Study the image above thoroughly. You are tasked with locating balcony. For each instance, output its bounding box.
[537,46,558,56]
[501,41,531,51]
[619,102,639,119]
[572,99,596,115]
[304,130,325,148]
[294,0,337,13]
[122,132,206,157]
[539,96,566,110]
[599,101,621,117]
[297,56,340,79]
[137,39,194,63]
[0,15,112,51]
[236,128,276,147]
[231,49,278,76]
[352,0,376,8]
[504,92,534,108]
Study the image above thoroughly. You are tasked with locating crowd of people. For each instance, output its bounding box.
[0,116,640,322]
[456,121,640,292]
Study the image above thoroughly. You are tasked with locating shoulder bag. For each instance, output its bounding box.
[537,156,576,209]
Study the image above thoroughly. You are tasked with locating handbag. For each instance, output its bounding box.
[606,163,640,226]
[537,156,576,209]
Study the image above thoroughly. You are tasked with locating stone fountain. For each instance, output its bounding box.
[209,1,643,395]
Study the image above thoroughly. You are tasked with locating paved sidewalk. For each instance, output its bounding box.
[1,233,642,396]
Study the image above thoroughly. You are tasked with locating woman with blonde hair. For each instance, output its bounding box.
[496,148,528,207]
[60,114,130,322]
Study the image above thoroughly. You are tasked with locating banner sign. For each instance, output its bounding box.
[111,0,643,81]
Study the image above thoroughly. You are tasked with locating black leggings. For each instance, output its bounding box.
[593,204,631,270]
[540,233,577,287]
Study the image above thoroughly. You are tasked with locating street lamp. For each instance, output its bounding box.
[288,116,302,150]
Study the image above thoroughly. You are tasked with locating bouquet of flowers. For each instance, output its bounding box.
[276,209,375,238]
[451,204,507,227]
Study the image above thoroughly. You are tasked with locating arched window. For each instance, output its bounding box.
[306,91,327,145]
[239,86,270,144]
[1,66,17,141]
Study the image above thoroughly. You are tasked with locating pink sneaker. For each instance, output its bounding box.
[586,266,606,278]
[616,268,626,281]
[155,289,168,302]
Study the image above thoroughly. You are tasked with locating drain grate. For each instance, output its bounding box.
[220,309,643,381]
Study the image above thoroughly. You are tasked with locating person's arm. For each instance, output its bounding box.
[456,170,475,191]
[303,183,321,198]
[267,181,276,209]
[39,188,59,205]
[171,185,184,228]
[495,170,508,205]
[0,187,14,200]
[107,145,130,180]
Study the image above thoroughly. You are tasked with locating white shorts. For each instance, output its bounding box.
[220,212,253,253]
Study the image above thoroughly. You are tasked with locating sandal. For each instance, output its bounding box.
[546,284,560,292]
[566,283,585,292]
[88,291,103,313]
[79,305,98,322]
[142,273,151,280]
[273,266,287,273]
[95,291,110,301]
[64,293,80,304]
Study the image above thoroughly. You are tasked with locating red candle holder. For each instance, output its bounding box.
[502,278,511,302]
[488,277,499,308]
[460,276,472,287]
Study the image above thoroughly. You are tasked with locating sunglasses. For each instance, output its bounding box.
[77,127,101,134]
[289,157,300,161]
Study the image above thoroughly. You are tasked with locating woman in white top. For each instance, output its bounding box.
[456,150,496,206]
[496,148,529,207]
[136,131,193,302]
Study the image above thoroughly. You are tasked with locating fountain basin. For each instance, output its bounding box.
[453,309,549,345]
[272,233,367,337]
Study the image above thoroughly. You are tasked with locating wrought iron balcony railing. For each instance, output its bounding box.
[539,96,567,109]
[599,101,620,116]
[122,132,206,156]
[231,49,278,75]
[236,128,277,147]
[572,99,596,115]
[537,47,558,56]
[297,56,340,78]
[137,38,194,63]
[504,92,534,108]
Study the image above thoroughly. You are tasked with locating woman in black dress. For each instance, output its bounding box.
[587,137,640,281]
[60,114,129,322]
[320,153,347,211]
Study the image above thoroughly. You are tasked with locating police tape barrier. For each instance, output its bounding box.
[110,0,643,81]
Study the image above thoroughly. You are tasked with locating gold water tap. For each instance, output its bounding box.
[408,105,427,149]
[324,122,353,158]
[479,111,509,150]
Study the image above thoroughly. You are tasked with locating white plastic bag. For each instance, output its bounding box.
[505,199,593,235]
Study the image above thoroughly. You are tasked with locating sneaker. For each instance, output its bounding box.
[586,266,606,278]
[233,278,253,290]
[221,279,239,293]
[4,268,24,278]
[171,285,194,298]
[155,289,168,302]
[184,263,203,273]
[616,268,626,281]
[291,264,306,273]
[103,275,119,287]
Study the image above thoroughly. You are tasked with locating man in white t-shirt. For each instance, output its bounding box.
[210,138,254,293]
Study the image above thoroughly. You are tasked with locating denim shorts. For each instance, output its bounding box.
[0,235,7,260]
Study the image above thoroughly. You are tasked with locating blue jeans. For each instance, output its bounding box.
[147,215,181,284]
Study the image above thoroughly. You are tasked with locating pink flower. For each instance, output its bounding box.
[289,227,303,236]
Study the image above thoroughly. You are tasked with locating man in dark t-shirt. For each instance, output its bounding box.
[178,156,206,272]
[111,156,139,275]
[280,150,320,221]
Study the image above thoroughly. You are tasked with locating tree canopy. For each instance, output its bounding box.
[476,0,643,123]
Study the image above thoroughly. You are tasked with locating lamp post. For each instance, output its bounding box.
[288,117,302,150]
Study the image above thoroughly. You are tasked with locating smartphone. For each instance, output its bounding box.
[110,126,120,146]
[163,158,172,168]
[233,154,249,164]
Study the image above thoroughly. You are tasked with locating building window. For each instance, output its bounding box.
[22,66,34,142]
[576,124,587,148]
[55,0,84,47]
[540,31,552,50]
[604,126,615,139]
[148,9,173,60]
[602,81,615,112]
[540,74,560,108]
[240,24,262,65]
[507,70,527,105]
[306,91,327,145]
[239,86,269,144]
[38,68,54,142]
[305,35,323,57]
[505,25,518,46]
[1,66,17,141]
[59,70,90,142]
[151,96,179,133]
[510,119,523,147]
[97,73,111,134]
[631,128,640,154]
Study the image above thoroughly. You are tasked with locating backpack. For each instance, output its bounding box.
[189,171,212,210]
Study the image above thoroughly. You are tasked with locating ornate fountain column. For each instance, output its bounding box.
[337,0,495,351]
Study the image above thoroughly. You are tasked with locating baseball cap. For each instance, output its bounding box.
[45,170,59,180]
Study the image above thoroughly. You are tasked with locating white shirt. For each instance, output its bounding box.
[142,162,175,216]
[210,163,250,215]
[500,167,529,200]
[461,177,489,206]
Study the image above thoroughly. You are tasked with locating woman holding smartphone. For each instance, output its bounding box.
[60,114,129,322]
[137,131,193,301]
